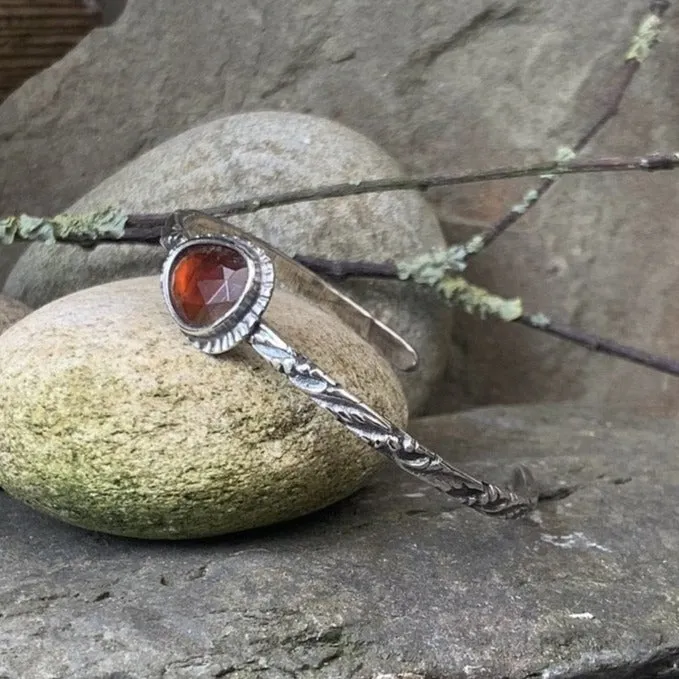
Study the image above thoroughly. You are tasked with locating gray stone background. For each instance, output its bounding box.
[2,2,679,678]
[2,0,679,415]
[98,0,127,25]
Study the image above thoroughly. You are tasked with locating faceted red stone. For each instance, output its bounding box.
[170,244,249,326]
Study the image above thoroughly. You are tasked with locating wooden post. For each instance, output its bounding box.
[0,1,102,101]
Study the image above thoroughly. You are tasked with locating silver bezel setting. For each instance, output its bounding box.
[161,235,275,355]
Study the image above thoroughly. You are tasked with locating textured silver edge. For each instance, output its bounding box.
[249,322,538,519]
[160,235,274,354]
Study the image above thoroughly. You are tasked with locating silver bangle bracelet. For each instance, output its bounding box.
[160,211,538,519]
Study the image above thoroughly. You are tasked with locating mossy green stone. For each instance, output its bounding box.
[0,276,407,539]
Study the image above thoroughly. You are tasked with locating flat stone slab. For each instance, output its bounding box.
[1,404,678,678]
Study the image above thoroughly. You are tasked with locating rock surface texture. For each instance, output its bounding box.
[3,111,450,414]
[2,0,679,415]
[0,276,406,539]
[0,294,30,334]
[0,404,677,678]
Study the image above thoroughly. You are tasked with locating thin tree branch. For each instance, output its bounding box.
[3,151,675,247]
[472,0,671,253]
[119,151,678,242]
[292,255,399,279]
[2,142,677,249]
[516,313,679,376]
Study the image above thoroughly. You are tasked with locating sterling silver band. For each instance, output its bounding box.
[161,210,538,519]
[250,323,536,518]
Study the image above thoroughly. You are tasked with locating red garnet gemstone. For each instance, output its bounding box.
[170,245,249,326]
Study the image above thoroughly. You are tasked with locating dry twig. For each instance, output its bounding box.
[475,0,671,253]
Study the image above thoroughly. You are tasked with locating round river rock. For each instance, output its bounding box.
[0,276,407,539]
[3,111,451,414]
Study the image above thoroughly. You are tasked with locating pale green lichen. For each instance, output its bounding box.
[397,244,468,283]
[529,312,552,328]
[462,233,485,256]
[0,208,127,245]
[396,237,523,321]
[541,146,577,180]
[555,146,576,164]
[435,275,523,321]
[626,13,663,62]
[511,188,540,215]
[396,233,494,284]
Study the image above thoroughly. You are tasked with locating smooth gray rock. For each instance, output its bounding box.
[1,404,678,678]
[1,0,679,415]
[98,0,127,25]
[4,111,450,415]
[0,245,25,289]
[0,294,30,334]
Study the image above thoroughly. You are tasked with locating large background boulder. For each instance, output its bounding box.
[1,0,678,414]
